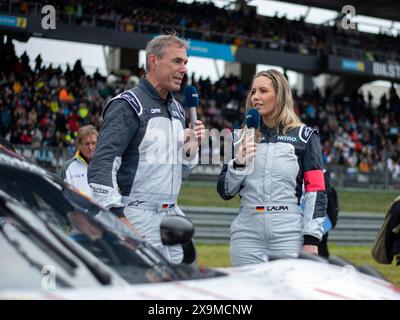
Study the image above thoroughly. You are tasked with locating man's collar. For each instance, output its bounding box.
[138,78,173,105]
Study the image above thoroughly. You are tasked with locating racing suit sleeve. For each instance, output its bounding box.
[302,132,327,245]
[217,131,247,200]
[87,100,139,217]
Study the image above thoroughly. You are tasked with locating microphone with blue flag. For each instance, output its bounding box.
[246,108,260,131]
[183,85,199,128]
[246,108,260,147]
[244,108,260,172]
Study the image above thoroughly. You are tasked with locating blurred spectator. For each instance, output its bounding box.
[34,54,43,73]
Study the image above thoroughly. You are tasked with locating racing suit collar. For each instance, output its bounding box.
[260,120,279,139]
[75,150,89,166]
[139,78,173,105]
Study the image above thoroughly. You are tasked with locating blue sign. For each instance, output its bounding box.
[0,15,27,29]
[341,59,365,72]
[188,39,236,62]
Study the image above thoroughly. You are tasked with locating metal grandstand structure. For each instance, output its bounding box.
[277,0,400,22]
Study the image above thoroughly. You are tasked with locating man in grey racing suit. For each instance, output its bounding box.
[88,35,205,263]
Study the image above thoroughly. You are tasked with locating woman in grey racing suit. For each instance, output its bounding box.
[217,70,327,267]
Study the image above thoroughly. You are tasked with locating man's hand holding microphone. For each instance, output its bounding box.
[183,85,205,159]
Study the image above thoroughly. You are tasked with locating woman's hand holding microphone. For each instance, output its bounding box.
[234,134,257,169]
[234,108,260,170]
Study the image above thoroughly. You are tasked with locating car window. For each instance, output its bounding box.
[66,211,177,283]
[0,164,179,284]
[0,202,74,289]
[33,191,71,230]
[0,175,23,202]
[0,170,71,232]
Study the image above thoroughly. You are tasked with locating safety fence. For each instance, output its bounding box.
[13,144,400,190]
[182,206,384,246]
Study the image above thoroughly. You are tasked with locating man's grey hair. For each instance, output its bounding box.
[145,34,188,72]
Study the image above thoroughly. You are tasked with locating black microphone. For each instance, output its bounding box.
[183,85,199,128]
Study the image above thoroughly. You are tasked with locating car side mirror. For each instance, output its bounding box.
[160,215,196,264]
[160,215,194,245]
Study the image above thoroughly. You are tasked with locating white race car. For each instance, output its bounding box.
[1,189,399,300]
[0,146,399,300]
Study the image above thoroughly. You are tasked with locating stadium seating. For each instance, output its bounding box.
[0,38,399,183]
[4,0,400,62]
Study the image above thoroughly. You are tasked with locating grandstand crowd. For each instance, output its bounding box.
[1,38,399,182]
[3,0,400,63]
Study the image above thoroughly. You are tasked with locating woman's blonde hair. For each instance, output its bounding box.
[244,69,303,136]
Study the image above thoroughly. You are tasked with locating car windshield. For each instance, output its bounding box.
[0,160,180,284]
[0,195,93,289]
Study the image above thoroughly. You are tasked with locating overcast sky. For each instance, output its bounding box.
[13,0,400,85]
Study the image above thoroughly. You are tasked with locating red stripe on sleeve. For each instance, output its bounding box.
[304,170,325,192]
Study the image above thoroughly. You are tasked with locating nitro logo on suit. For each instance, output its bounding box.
[277,136,297,142]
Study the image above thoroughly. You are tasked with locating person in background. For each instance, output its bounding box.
[60,125,97,196]
[0,135,16,152]
[318,170,339,258]
[372,195,400,267]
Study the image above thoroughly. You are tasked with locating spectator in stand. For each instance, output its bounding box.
[19,128,32,145]
[319,170,339,258]
[34,54,43,73]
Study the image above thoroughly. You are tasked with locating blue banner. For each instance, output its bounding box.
[341,59,365,72]
[0,15,27,29]
[188,39,236,62]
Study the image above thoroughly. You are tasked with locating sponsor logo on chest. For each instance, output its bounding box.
[277,135,297,142]
[151,108,162,114]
